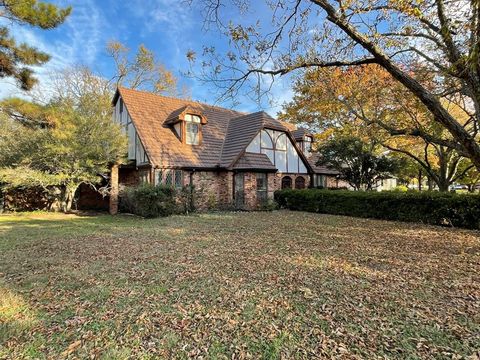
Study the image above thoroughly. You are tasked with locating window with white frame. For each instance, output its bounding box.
[185,114,201,145]
[304,136,312,154]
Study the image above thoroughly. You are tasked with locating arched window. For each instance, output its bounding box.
[295,176,306,189]
[281,176,292,189]
[275,133,287,150]
[260,130,274,149]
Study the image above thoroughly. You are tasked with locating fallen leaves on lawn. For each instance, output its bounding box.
[0,211,478,359]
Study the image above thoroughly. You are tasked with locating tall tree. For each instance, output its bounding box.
[193,0,480,170]
[280,65,474,191]
[0,0,71,90]
[107,41,180,96]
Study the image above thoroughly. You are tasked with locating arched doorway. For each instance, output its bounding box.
[295,176,306,189]
[281,176,292,189]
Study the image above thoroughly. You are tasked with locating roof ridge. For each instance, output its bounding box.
[118,86,246,115]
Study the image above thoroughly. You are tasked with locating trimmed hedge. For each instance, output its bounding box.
[274,189,480,229]
[120,184,176,218]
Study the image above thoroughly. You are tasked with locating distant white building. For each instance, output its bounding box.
[375,177,398,191]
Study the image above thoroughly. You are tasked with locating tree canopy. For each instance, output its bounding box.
[107,41,182,96]
[280,65,474,191]
[317,134,401,190]
[192,0,480,170]
[0,0,71,90]
[0,67,127,212]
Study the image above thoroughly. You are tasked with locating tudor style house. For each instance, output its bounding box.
[109,87,341,213]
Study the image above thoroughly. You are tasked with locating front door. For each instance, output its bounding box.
[234,173,245,209]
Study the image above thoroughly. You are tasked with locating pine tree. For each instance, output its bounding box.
[0,0,71,90]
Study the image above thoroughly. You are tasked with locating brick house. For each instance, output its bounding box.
[109,87,342,213]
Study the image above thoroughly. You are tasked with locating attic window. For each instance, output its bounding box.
[185,114,201,145]
[304,136,312,153]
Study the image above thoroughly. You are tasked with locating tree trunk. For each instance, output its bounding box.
[62,184,79,213]
[426,176,432,191]
[418,169,422,191]
[438,182,450,192]
[313,0,480,171]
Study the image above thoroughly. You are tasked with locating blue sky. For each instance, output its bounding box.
[0,0,295,115]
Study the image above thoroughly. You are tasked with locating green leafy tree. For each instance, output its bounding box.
[0,104,126,212]
[0,0,71,90]
[0,67,127,212]
[456,163,480,192]
[0,97,56,127]
[317,136,400,191]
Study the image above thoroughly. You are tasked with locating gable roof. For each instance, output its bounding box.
[114,87,311,172]
[115,87,244,169]
[220,111,288,168]
[164,104,207,125]
[292,128,313,141]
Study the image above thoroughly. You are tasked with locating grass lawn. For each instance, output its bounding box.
[0,211,479,359]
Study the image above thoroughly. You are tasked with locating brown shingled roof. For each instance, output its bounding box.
[232,152,276,171]
[292,128,312,141]
[307,153,340,175]
[116,87,244,169]
[220,111,288,168]
[115,87,312,172]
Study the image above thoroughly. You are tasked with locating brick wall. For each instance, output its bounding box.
[271,173,311,191]
[77,183,109,211]
[243,172,257,209]
[119,168,140,188]
[325,176,350,189]
[114,166,349,212]
[189,170,234,210]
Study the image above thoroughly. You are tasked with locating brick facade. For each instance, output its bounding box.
[189,171,234,210]
[113,167,345,212]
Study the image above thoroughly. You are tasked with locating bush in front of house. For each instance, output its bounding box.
[274,189,480,229]
[120,183,176,218]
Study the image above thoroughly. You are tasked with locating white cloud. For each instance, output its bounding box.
[0,0,106,100]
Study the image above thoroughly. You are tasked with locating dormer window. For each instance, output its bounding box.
[165,106,207,145]
[304,136,312,154]
[185,114,201,145]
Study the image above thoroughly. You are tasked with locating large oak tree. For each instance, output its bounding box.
[280,65,474,191]
[192,0,480,169]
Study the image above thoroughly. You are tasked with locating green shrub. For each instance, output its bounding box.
[258,198,279,211]
[120,183,175,218]
[177,185,196,214]
[274,189,480,229]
